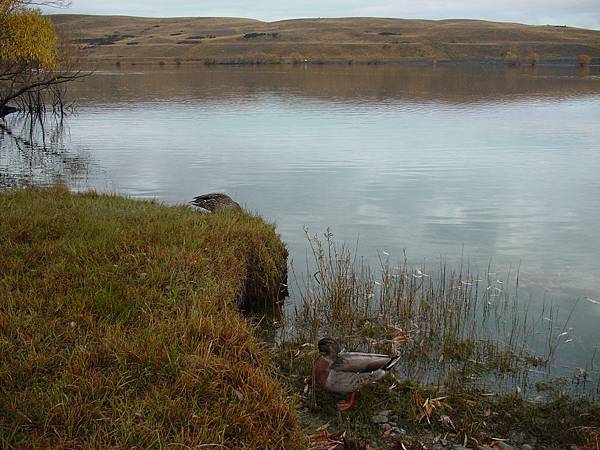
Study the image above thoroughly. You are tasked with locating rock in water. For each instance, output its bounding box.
[191,193,241,212]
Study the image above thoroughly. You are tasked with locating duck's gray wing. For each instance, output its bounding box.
[331,352,394,373]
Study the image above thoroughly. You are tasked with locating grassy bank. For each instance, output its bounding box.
[0,187,304,448]
[50,15,600,66]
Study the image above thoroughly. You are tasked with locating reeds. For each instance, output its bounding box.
[280,229,587,394]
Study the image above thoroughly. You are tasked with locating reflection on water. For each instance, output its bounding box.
[1,64,599,370]
[75,64,600,105]
[0,116,94,189]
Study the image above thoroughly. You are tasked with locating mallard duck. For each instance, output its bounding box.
[314,337,400,410]
[190,193,241,212]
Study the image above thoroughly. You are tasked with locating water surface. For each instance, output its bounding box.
[1,64,599,369]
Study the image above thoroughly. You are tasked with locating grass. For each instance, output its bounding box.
[2,188,597,448]
[0,187,304,449]
[277,356,600,449]
[273,230,600,449]
[49,15,600,65]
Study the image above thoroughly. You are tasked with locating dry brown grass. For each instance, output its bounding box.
[0,187,304,449]
[49,15,600,65]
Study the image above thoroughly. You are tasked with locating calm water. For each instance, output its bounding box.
[1,65,600,368]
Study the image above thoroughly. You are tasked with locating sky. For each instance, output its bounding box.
[42,0,600,30]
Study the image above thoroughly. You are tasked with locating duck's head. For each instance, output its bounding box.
[318,337,340,357]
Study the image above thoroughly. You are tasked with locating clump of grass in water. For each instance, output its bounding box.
[280,229,589,395]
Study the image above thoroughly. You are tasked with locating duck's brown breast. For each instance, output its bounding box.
[314,357,331,386]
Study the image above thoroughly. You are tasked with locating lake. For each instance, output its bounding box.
[1,64,599,371]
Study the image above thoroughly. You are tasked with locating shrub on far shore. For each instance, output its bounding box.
[504,50,520,66]
[527,52,540,67]
[578,54,592,67]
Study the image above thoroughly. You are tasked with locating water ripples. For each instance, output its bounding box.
[2,65,600,316]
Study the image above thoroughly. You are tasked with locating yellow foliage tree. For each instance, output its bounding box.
[0,0,78,116]
[0,5,58,68]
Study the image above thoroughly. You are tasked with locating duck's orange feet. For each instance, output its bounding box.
[337,392,356,411]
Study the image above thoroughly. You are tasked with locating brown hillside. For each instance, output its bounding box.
[50,14,600,64]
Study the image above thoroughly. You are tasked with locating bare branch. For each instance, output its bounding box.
[2,71,84,105]
[1,0,86,116]
[9,0,71,9]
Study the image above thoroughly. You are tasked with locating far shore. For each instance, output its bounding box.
[84,57,599,68]
[51,15,600,66]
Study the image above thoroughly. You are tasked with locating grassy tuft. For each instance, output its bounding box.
[0,187,304,449]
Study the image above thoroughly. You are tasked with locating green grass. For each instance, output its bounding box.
[0,187,304,448]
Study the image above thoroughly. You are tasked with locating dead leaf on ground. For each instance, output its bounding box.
[415,394,453,424]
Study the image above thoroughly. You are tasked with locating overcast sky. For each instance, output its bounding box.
[42,0,600,30]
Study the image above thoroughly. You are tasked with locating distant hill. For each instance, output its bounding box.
[50,15,600,64]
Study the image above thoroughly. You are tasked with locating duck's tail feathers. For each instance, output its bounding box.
[384,356,401,371]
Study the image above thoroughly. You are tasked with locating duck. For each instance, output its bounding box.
[314,337,401,410]
[190,193,241,213]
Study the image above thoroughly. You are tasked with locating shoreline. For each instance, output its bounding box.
[94,57,599,67]
[51,14,600,68]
